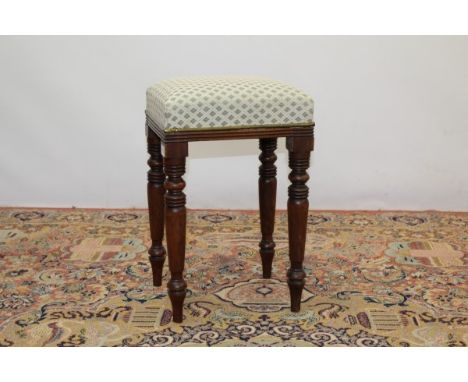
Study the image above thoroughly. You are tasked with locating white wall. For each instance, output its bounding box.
[1,36,467,210]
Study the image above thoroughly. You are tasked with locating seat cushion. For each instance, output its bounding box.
[146,76,314,132]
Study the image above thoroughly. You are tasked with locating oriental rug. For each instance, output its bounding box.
[0,208,466,346]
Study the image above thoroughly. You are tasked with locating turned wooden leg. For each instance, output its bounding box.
[164,142,188,323]
[286,135,313,312]
[147,128,166,287]
[258,138,277,278]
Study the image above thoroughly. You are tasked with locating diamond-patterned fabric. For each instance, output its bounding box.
[146,76,314,132]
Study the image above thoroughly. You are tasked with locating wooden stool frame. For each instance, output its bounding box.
[146,114,315,323]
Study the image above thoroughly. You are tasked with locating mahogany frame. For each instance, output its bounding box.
[146,114,315,323]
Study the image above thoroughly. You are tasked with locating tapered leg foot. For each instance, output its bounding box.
[149,246,165,287]
[258,138,277,279]
[146,127,166,287]
[286,134,313,312]
[287,268,306,312]
[164,142,188,323]
[260,247,274,279]
[168,279,187,323]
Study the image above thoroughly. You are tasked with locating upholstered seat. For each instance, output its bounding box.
[146,76,314,132]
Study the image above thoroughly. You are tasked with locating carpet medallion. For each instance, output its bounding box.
[0,208,466,346]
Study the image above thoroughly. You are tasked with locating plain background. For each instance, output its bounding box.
[1,36,467,210]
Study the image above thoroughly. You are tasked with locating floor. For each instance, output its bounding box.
[0,208,466,346]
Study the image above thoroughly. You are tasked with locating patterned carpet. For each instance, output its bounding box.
[0,208,466,347]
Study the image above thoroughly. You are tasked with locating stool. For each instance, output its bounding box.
[145,76,314,323]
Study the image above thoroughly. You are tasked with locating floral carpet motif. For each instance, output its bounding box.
[0,208,466,347]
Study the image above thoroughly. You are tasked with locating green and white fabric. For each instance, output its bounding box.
[146,76,314,132]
